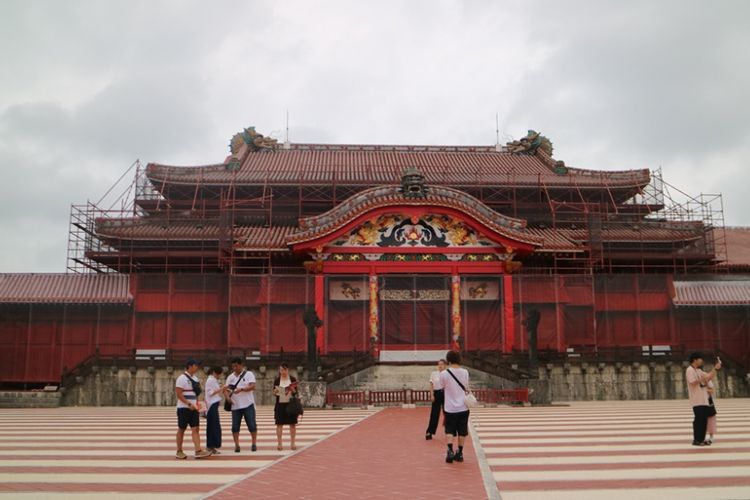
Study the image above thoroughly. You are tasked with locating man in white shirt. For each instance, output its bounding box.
[685,352,721,446]
[439,350,470,464]
[175,359,211,459]
[225,357,258,453]
[205,366,224,454]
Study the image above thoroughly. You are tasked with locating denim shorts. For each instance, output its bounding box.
[231,404,257,433]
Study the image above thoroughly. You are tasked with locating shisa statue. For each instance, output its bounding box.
[506,130,553,157]
[229,126,278,154]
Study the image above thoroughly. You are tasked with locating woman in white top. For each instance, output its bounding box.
[425,359,446,440]
[205,366,224,454]
[706,379,718,444]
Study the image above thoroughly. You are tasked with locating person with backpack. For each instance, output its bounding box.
[175,358,211,459]
[225,357,258,453]
[439,350,470,464]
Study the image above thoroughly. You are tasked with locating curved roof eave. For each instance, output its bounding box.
[287,184,543,248]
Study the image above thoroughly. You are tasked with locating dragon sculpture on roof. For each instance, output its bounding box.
[506,130,553,156]
[230,126,278,154]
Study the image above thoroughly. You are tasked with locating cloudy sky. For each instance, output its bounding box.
[1,0,748,272]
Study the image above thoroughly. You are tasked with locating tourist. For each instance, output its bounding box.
[439,350,470,463]
[205,366,224,454]
[225,357,258,452]
[706,379,718,444]
[175,359,211,459]
[273,363,300,450]
[425,358,446,440]
[685,352,721,446]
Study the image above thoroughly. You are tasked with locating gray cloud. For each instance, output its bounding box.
[1,0,749,271]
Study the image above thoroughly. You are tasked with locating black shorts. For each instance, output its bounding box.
[177,407,199,430]
[444,410,470,437]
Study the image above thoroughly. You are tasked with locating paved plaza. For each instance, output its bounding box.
[0,399,748,499]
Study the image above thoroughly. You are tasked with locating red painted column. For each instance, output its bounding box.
[503,274,514,353]
[368,274,379,358]
[451,275,461,351]
[259,275,270,355]
[315,274,326,355]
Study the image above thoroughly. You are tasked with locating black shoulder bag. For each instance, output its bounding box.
[286,376,304,417]
[183,372,202,399]
[224,370,247,412]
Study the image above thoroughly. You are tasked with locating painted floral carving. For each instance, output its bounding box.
[333,214,496,248]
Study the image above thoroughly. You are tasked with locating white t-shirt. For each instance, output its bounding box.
[440,367,470,413]
[205,375,222,407]
[226,370,256,410]
[175,372,199,409]
[429,370,444,390]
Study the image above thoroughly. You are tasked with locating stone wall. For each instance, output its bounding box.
[61,365,322,407]
[0,391,61,408]
[535,361,749,402]
[54,360,748,407]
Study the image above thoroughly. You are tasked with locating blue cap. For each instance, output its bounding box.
[185,358,202,368]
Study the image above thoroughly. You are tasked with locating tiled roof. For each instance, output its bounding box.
[721,227,750,268]
[0,274,132,304]
[672,280,750,306]
[525,228,582,252]
[145,144,650,189]
[235,226,297,251]
[288,185,544,247]
[97,218,221,241]
[96,219,294,250]
[560,223,705,243]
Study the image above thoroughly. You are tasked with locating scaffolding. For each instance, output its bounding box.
[67,151,727,275]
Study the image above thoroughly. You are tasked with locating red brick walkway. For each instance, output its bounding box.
[206,407,489,499]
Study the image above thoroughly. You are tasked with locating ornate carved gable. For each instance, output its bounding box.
[331,213,500,249]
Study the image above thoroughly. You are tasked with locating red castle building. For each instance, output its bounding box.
[1,127,749,385]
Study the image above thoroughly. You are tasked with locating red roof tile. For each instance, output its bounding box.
[524,228,582,252]
[721,227,750,268]
[0,274,132,304]
[560,223,705,243]
[95,220,294,250]
[672,280,750,306]
[145,144,650,189]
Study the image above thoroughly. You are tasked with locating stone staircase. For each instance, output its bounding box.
[328,364,518,393]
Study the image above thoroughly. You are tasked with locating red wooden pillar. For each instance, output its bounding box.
[315,274,326,354]
[368,274,379,357]
[451,275,461,351]
[503,274,514,353]
[259,275,270,355]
